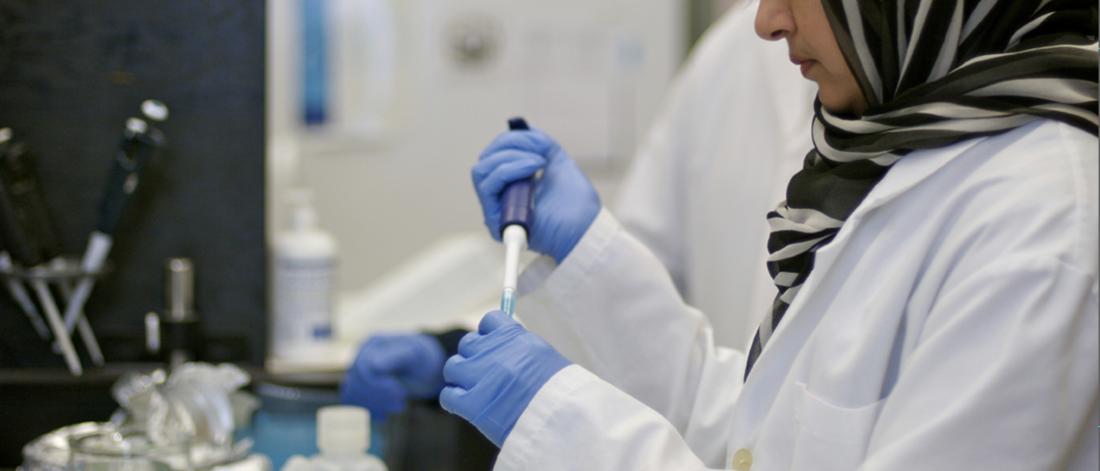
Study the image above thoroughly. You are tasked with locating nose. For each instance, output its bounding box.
[755,0,794,41]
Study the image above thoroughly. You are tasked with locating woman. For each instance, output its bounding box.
[445,0,1099,469]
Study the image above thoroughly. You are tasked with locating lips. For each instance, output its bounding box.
[790,55,816,77]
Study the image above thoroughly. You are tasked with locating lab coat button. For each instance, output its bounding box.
[732,448,752,471]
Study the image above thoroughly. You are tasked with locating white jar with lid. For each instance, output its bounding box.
[282,406,387,471]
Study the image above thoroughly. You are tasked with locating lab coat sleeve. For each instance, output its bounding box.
[496,365,727,471]
[859,256,1099,471]
[516,209,745,466]
[610,2,751,285]
[612,70,690,286]
[611,1,752,288]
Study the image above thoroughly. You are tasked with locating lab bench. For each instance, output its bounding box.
[0,364,497,470]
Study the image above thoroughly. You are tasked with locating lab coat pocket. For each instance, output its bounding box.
[790,382,883,471]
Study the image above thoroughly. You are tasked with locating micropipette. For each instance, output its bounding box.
[63,99,168,332]
[499,117,535,317]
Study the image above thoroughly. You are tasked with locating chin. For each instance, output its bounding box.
[818,85,866,116]
[819,90,854,114]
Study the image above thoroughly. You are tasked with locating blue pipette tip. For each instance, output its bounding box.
[501,289,517,318]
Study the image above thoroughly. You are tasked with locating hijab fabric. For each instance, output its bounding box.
[746,0,1099,379]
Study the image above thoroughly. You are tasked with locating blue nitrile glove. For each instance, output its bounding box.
[472,128,601,263]
[341,334,446,420]
[439,311,571,447]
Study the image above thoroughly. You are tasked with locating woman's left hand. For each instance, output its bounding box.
[440,310,571,447]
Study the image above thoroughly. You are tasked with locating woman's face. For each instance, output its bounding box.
[755,0,867,115]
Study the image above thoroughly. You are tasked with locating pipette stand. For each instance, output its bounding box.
[0,257,108,375]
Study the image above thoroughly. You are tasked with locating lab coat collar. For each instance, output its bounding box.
[733,128,994,437]
[838,131,989,215]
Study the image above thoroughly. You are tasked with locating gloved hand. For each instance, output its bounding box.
[472,128,601,263]
[341,334,446,420]
[440,311,571,447]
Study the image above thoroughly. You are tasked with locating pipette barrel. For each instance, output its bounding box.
[499,117,533,235]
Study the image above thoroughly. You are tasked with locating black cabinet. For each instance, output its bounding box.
[0,1,266,368]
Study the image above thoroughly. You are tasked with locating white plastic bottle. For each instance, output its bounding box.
[282,406,387,471]
[271,189,338,361]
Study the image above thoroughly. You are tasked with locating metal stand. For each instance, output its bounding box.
[0,255,107,375]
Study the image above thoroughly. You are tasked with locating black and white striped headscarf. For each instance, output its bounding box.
[746,0,1098,378]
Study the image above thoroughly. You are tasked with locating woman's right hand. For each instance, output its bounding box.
[472,128,601,264]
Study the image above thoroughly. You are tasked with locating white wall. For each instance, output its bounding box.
[268,0,686,294]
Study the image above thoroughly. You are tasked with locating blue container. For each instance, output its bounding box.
[247,382,385,469]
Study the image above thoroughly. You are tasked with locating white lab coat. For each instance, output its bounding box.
[612,2,816,349]
[501,118,1099,470]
